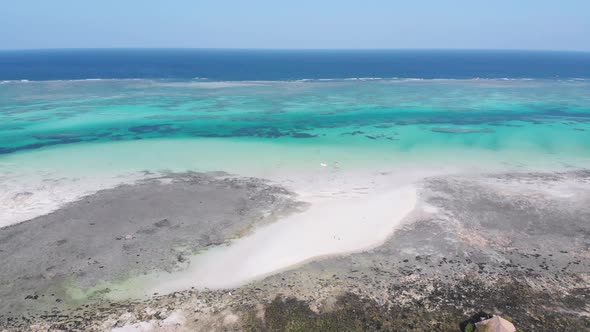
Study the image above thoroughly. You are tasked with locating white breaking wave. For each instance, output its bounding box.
[0,77,586,86]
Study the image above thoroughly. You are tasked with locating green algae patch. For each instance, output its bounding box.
[61,270,158,305]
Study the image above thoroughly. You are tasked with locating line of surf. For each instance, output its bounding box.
[1,77,587,85]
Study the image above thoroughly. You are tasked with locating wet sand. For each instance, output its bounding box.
[1,170,590,331]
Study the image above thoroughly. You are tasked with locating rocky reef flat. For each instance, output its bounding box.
[0,172,302,324]
[1,171,589,331]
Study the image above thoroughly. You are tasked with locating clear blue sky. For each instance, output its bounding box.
[1,0,589,51]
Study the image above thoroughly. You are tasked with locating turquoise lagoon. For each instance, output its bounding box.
[1,79,589,164]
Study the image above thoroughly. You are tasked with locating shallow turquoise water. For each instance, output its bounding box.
[1,78,590,228]
[1,79,589,167]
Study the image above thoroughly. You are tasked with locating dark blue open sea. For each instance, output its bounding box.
[1,49,589,81]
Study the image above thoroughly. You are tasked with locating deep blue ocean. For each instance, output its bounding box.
[1,49,590,81]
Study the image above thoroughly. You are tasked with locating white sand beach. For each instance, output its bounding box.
[147,184,417,293]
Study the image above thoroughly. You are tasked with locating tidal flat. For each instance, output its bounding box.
[1,170,588,331]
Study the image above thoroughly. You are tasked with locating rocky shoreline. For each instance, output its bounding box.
[1,171,589,331]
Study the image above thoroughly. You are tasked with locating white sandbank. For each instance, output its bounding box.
[145,185,417,293]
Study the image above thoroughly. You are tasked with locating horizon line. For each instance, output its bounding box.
[1,47,589,54]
